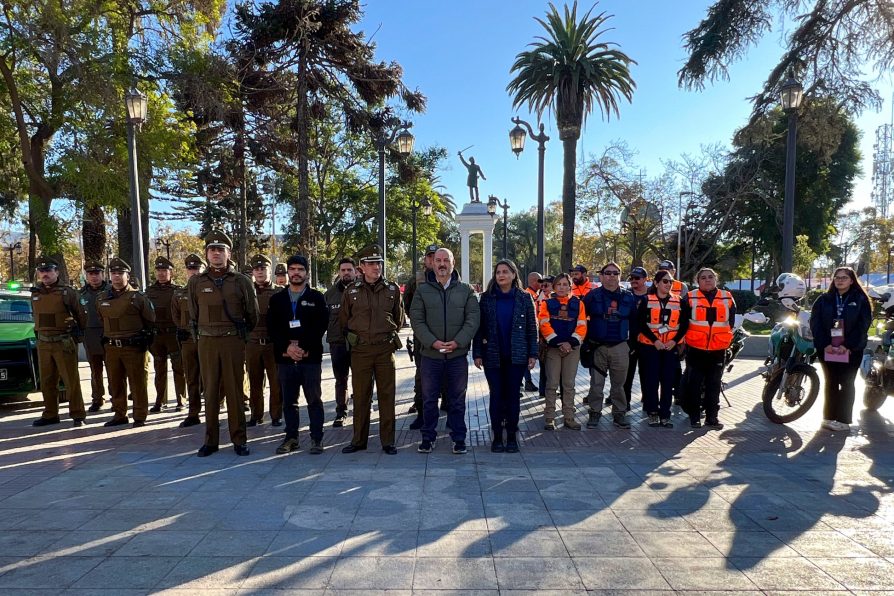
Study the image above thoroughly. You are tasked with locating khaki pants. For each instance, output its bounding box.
[199,335,247,447]
[149,332,185,407]
[587,342,630,415]
[181,339,202,417]
[349,343,396,448]
[37,339,86,420]
[246,341,282,422]
[106,345,149,421]
[544,345,580,420]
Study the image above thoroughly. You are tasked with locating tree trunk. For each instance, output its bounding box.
[560,136,578,272]
[117,207,133,269]
[82,203,106,263]
[295,40,314,262]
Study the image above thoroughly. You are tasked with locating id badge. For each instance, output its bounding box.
[289,320,301,329]
[657,325,669,335]
[831,319,843,338]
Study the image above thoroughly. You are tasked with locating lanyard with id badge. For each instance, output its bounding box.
[826,293,849,362]
[290,298,301,329]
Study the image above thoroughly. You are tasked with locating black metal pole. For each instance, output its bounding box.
[411,204,418,281]
[782,109,798,272]
[750,236,756,293]
[377,143,386,272]
[8,247,13,281]
[536,136,545,273]
[502,203,509,258]
[888,246,892,283]
[126,122,147,288]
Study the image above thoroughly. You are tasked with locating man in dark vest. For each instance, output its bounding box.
[246,253,283,426]
[80,260,110,413]
[172,253,205,427]
[323,256,356,427]
[147,255,186,412]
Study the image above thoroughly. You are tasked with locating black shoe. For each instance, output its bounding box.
[309,439,324,455]
[271,418,283,427]
[409,415,423,430]
[149,404,162,413]
[382,444,398,455]
[87,402,102,413]
[72,418,85,427]
[604,397,612,405]
[418,439,434,453]
[197,444,218,457]
[332,415,345,428]
[33,416,61,427]
[690,419,702,429]
[582,395,590,404]
[586,411,601,429]
[234,444,250,456]
[175,405,183,412]
[246,419,259,427]
[505,441,520,453]
[132,420,146,428]
[704,419,724,430]
[452,441,467,455]
[659,418,674,428]
[242,404,249,412]
[491,441,505,453]
[179,416,201,428]
[276,438,299,454]
[103,417,129,427]
[342,444,367,454]
[613,415,631,429]
[407,404,418,414]
[524,381,538,392]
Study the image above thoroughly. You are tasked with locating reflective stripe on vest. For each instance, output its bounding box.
[684,289,734,351]
[637,294,681,345]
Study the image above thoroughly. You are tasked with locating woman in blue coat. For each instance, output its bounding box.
[473,259,538,452]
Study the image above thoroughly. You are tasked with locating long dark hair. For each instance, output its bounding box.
[827,266,870,303]
[485,259,522,293]
[648,270,672,295]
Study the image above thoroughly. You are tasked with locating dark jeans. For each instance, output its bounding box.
[279,361,324,441]
[484,359,526,439]
[684,347,725,421]
[819,359,859,424]
[638,344,679,419]
[420,355,468,442]
[330,343,350,415]
[623,343,639,407]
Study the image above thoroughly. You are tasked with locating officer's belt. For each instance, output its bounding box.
[37,332,73,343]
[154,326,177,334]
[249,337,271,345]
[197,330,240,337]
[355,335,395,346]
[103,336,144,347]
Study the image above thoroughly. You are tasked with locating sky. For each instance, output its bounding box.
[356,0,894,222]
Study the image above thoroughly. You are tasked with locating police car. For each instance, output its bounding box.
[0,282,41,398]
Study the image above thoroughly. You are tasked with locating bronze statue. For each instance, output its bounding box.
[459,151,486,203]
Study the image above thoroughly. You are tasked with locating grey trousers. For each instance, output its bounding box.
[586,342,630,415]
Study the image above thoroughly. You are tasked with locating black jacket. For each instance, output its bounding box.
[267,286,328,364]
[809,289,872,360]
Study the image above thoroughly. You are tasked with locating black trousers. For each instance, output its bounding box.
[330,343,350,415]
[684,347,725,421]
[623,344,640,407]
[819,359,859,424]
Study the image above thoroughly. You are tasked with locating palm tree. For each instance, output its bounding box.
[508,1,636,271]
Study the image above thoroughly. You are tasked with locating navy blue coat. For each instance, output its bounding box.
[473,286,538,368]
[809,289,872,362]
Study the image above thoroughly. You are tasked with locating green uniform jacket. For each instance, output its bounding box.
[409,270,480,360]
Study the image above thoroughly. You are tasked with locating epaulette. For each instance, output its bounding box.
[353,281,362,287]
[388,283,398,291]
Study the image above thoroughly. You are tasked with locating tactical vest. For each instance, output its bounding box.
[173,288,191,330]
[638,293,682,345]
[97,288,146,338]
[544,296,582,342]
[146,282,179,329]
[249,282,279,340]
[344,279,401,344]
[685,289,734,351]
[193,272,247,332]
[585,288,634,342]
[79,283,108,329]
[32,284,75,335]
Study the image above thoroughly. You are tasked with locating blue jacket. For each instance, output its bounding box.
[809,289,872,360]
[582,286,636,344]
[473,286,538,368]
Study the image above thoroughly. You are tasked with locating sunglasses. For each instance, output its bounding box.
[602,271,620,276]
[658,279,673,285]
[629,276,644,281]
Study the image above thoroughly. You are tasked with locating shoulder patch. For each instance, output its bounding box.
[388,283,398,290]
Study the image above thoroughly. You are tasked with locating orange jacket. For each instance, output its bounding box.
[684,289,735,351]
[571,280,594,299]
[538,295,587,344]
[637,293,683,345]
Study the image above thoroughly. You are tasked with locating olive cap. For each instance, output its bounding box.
[35,256,59,271]
[154,256,174,270]
[250,254,271,268]
[274,263,287,275]
[184,253,205,269]
[108,257,131,272]
[204,230,232,249]
[357,244,384,263]
[84,260,104,272]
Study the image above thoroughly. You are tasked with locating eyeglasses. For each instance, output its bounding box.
[658,279,673,285]
[602,271,620,276]
[629,276,644,281]
[833,275,851,281]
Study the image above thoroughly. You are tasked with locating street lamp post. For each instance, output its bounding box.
[155,236,172,260]
[125,88,148,288]
[677,191,695,273]
[372,121,415,272]
[487,195,510,258]
[510,117,549,273]
[4,241,22,281]
[780,75,804,273]
[410,197,433,280]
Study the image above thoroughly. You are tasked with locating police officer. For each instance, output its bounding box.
[274,262,287,286]
[340,245,403,455]
[146,256,186,412]
[80,260,110,413]
[97,258,156,427]
[402,243,438,427]
[172,253,205,427]
[246,254,283,427]
[31,256,87,427]
[188,231,258,457]
[324,257,356,427]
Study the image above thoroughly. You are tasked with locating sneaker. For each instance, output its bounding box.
[417,439,434,453]
[332,414,346,428]
[276,437,299,454]
[544,419,556,431]
[647,413,660,427]
[659,418,674,428]
[704,419,724,430]
[309,439,324,455]
[149,404,162,413]
[563,417,581,431]
[505,439,520,453]
[690,418,702,429]
[586,411,601,428]
[452,441,468,455]
[613,415,631,429]
[825,420,850,432]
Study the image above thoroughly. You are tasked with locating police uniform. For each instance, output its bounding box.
[339,245,403,454]
[246,254,283,426]
[79,260,110,412]
[324,274,353,423]
[188,231,259,456]
[97,258,156,426]
[146,256,186,412]
[274,262,287,286]
[171,253,205,426]
[31,257,87,426]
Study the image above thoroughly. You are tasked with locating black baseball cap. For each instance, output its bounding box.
[628,267,648,280]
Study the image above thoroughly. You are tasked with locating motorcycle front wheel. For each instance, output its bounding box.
[762,363,820,423]
[863,386,887,411]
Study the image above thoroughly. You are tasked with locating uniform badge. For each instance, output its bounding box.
[101,302,111,306]
[203,287,213,293]
[32,296,39,301]
[349,289,358,294]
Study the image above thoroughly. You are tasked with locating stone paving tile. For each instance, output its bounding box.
[328,556,415,590]
[488,529,569,558]
[810,557,894,590]
[0,556,104,589]
[154,556,258,590]
[416,530,492,558]
[189,530,277,557]
[772,529,879,558]
[110,530,207,557]
[0,531,69,557]
[43,530,140,558]
[264,529,348,557]
[71,556,180,590]
[630,530,725,558]
[240,556,337,590]
[339,530,417,557]
[493,557,585,591]
[412,557,498,590]
[573,556,672,590]
[729,556,845,591]
[651,556,757,591]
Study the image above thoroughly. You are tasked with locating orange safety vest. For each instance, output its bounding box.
[637,293,682,345]
[670,280,685,295]
[571,281,593,299]
[684,288,734,351]
[526,287,539,302]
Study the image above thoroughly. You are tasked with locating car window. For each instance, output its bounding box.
[0,295,33,322]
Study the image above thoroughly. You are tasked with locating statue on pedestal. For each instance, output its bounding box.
[459,150,486,203]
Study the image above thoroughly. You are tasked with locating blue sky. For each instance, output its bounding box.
[358,0,893,219]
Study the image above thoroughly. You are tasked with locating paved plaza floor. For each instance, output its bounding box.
[1,335,894,594]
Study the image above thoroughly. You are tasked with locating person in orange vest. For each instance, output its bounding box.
[637,270,691,427]
[681,267,736,429]
[569,265,594,299]
[523,272,542,392]
[657,260,688,295]
[538,273,587,430]
[624,266,650,411]
[536,275,555,400]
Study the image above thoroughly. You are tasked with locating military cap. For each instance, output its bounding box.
[154,255,174,270]
[108,257,131,272]
[35,256,59,271]
[425,243,439,255]
[274,263,287,276]
[250,254,271,268]
[357,244,384,263]
[184,253,205,269]
[84,260,104,272]
[204,230,232,249]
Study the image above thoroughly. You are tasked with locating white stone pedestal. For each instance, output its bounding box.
[455,201,496,290]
